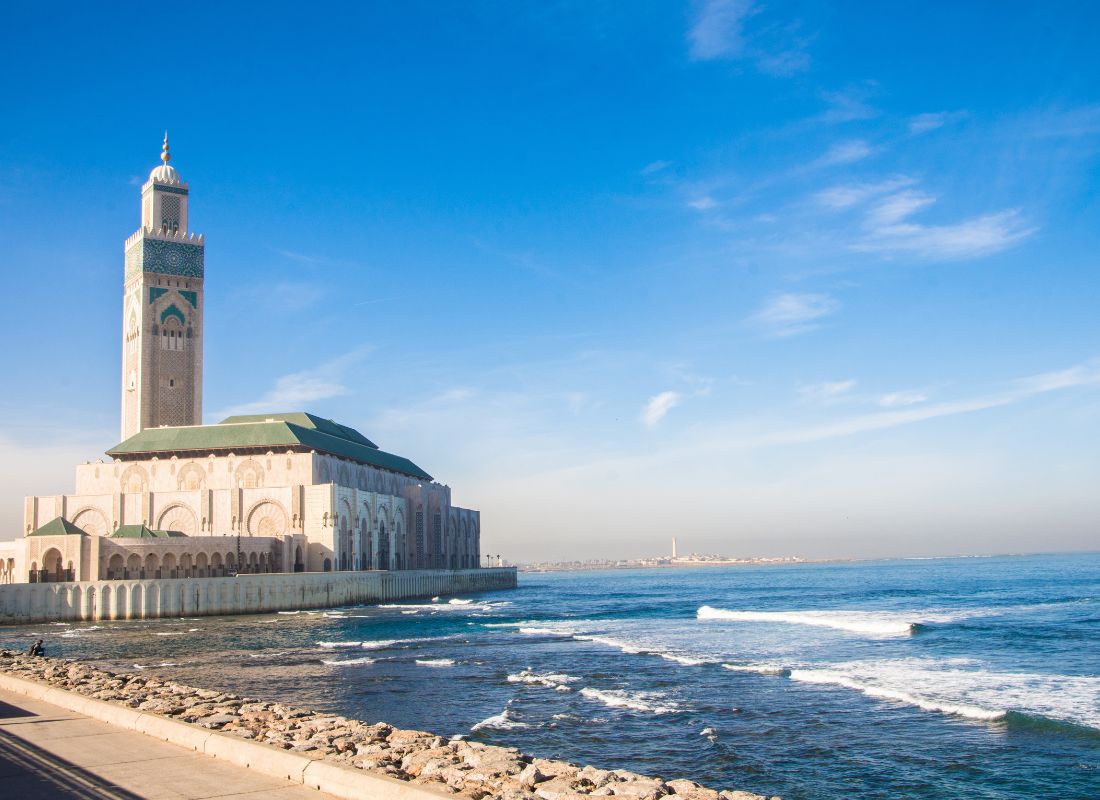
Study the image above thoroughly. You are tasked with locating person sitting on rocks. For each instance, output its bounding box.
[27,639,43,657]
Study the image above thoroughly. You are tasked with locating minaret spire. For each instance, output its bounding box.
[161,131,171,164]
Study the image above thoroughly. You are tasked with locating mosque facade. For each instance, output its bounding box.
[0,138,481,584]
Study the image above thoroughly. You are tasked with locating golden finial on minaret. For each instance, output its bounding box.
[161,131,171,164]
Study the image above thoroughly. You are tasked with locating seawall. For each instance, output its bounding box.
[0,567,517,624]
[0,651,774,800]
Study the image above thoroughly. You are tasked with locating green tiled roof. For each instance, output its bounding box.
[29,517,88,537]
[111,525,187,539]
[219,412,378,449]
[106,412,433,481]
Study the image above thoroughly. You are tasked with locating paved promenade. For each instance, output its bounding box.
[0,687,337,799]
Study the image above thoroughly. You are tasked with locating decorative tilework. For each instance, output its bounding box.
[179,290,197,308]
[125,242,143,280]
[141,239,204,278]
[149,287,169,304]
[160,304,186,325]
[151,184,188,196]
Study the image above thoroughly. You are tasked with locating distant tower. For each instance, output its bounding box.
[120,133,205,440]
[672,536,678,559]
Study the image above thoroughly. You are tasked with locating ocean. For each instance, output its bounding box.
[3,553,1098,799]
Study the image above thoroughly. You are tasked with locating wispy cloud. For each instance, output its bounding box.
[863,189,936,226]
[238,279,325,313]
[688,0,754,60]
[855,201,1034,260]
[814,139,874,168]
[641,160,673,175]
[819,178,1036,260]
[276,249,325,265]
[688,0,809,74]
[214,347,371,418]
[688,195,718,211]
[641,391,682,428]
[1014,361,1100,393]
[798,379,857,404]
[800,381,929,408]
[748,292,839,338]
[818,89,878,124]
[878,389,929,408]
[815,176,916,210]
[908,111,966,135]
[767,360,1100,445]
[1023,104,1100,139]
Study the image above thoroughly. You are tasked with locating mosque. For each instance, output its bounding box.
[0,138,481,585]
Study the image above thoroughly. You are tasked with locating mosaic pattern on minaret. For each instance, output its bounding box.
[120,134,205,439]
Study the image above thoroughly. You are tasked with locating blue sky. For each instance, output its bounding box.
[2,2,1098,560]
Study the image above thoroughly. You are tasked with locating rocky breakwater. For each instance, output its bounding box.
[0,650,777,800]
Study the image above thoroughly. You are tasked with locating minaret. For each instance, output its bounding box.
[672,536,677,559]
[120,134,205,440]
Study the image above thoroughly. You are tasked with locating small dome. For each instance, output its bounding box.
[149,163,181,184]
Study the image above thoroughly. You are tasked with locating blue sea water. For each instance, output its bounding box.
[3,553,1099,799]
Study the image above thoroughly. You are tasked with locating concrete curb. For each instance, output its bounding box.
[0,671,457,800]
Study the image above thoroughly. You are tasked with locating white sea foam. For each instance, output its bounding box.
[788,658,1100,729]
[575,634,648,654]
[416,659,456,667]
[155,631,189,637]
[579,688,679,714]
[471,706,528,731]
[518,627,573,636]
[698,606,915,636]
[790,668,1005,721]
[61,625,103,638]
[322,656,376,666]
[360,634,459,650]
[132,662,178,669]
[318,640,362,648]
[507,669,581,690]
[277,611,301,615]
[721,663,790,676]
[659,652,709,666]
[380,602,491,612]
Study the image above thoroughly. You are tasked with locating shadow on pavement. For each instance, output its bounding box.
[0,727,147,800]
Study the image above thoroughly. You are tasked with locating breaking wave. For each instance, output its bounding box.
[574,634,648,654]
[698,606,916,636]
[579,687,680,714]
[507,669,581,691]
[788,658,1100,729]
[416,658,456,667]
[790,668,1005,721]
[321,656,376,666]
[471,705,528,731]
[722,663,791,677]
[518,627,573,636]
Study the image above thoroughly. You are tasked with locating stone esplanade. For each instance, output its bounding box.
[0,138,484,588]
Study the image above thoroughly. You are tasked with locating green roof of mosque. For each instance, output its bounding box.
[105,412,433,481]
[29,517,88,537]
[219,412,378,449]
[111,525,187,539]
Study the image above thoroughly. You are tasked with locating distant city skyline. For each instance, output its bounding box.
[2,2,1098,561]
